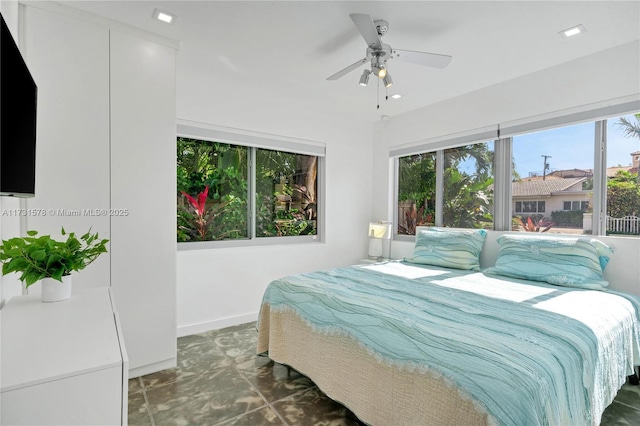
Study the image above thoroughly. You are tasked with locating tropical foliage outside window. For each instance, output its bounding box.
[177,137,318,242]
[256,149,318,237]
[177,138,248,242]
[443,144,494,229]
[397,153,436,235]
[397,142,494,235]
[607,113,640,235]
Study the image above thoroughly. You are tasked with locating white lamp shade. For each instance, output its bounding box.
[368,223,387,238]
[368,222,391,260]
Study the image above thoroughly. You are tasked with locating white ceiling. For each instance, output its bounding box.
[63,1,640,124]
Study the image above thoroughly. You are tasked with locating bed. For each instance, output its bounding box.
[256,229,640,426]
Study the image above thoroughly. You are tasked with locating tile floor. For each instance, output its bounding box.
[129,322,640,426]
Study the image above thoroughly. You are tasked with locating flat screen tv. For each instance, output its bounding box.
[1,13,37,197]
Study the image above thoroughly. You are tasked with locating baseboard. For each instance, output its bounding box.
[177,312,259,337]
[129,357,176,379]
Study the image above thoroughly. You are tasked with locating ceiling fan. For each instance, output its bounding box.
[327,13,452,88]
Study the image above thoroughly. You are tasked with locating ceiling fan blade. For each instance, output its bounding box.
[326,57,368,81]
[392,49,452,69]
[350,13,382,50]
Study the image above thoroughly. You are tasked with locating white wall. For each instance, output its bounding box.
[376,40,640,295]
[175,42,373,335]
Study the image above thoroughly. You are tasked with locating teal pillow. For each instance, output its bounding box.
[589,238,614,271]
[484,235,612,289]
[404,228,487,271]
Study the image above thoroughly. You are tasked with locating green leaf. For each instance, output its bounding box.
[46,254,61,269]
[24,270,41,287]
[31,250,47,261]
[51,267,64,281]
[26,230,38,236]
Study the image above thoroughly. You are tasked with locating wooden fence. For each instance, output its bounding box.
[607,215,640,235]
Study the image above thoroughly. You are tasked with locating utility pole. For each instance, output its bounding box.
[541,155,552,180]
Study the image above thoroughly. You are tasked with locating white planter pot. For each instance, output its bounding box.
[41,275,72,303]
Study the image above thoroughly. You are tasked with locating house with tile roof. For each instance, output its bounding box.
[512,176,590,217]
[544,151,640,179]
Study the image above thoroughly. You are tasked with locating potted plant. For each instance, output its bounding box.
[0,228,108,302]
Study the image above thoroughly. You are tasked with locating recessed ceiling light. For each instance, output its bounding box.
[559,24,586,38]
[390,93,402,99]
[153,9,176,24]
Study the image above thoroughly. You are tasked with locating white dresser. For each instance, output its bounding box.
[1,287,128,425]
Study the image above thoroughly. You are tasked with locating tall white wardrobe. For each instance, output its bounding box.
[19,1,177,377]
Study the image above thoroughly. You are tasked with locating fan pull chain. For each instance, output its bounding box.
[377,76,380,109]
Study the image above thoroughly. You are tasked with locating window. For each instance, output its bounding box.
[517,200,545,213]
[177,135,321,245]
[561,201,589,211]
[393,105,640,239]
[397,153,436,235]
[606,112,640,236]
[177,138,248,242]
[443,143,494,229]
[512,121,595,234]
[396,141,494,235]
[255,149,317,237]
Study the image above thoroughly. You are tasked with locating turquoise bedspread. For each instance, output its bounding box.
[259,261,640,426]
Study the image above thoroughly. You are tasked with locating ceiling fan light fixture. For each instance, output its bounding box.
[383,74,393,88]
[359,69,371,86]
[372,65,387,78]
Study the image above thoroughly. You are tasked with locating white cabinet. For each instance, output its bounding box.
[1,288,128,425]
[18,2,178,377]
[109,29,177,376]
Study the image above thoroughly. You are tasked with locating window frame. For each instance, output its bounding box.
[176,123,325,250]
[391,100,640,241]
[518,200,545,213]
[393,139,497,239]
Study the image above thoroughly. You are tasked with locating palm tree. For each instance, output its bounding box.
[617,113,640,140]
[616,113,640,185]
[444,143,493,179]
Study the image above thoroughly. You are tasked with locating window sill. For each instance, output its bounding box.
[177,234,322,251]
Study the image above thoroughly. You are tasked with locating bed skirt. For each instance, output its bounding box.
[257,303,491,426]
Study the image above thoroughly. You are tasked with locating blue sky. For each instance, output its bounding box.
[512,114,640,177]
